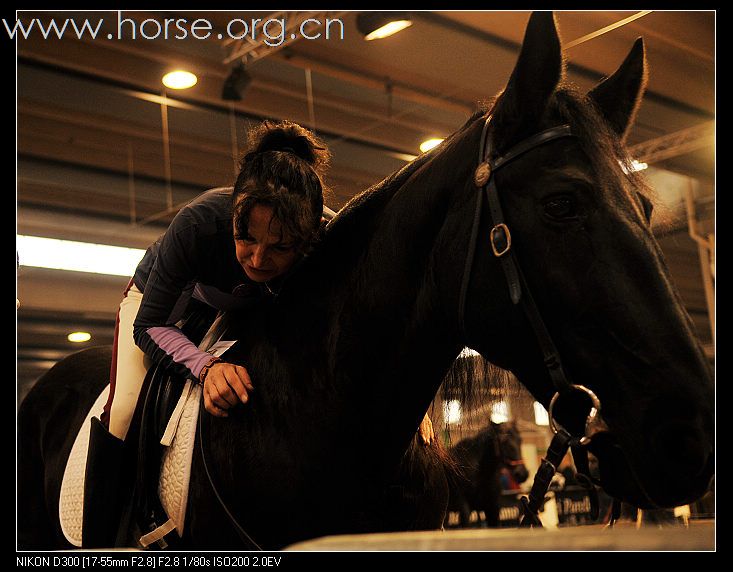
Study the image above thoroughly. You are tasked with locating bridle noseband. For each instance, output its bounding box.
[457,115,610,526]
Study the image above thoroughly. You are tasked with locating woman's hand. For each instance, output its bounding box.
[201,361,254,417]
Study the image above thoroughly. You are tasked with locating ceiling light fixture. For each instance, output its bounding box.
[534,402,550,426]
[68,332,92,343]
[162,70,198,90]
[630,159,648,172]
[490,401,511,424]
[459,347,480,359]
[222,63,252,101]
[356,12,413,41]
[443,399,462,425]
[17,235,145,277]
[420,138,444,153]
[619,158,649,174]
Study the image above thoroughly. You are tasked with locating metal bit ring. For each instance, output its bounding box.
[548,384,603,446]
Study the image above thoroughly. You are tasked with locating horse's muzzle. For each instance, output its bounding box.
[649,421,712,479]
[590,431,714,509]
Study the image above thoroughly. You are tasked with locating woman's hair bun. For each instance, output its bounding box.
[234,119,332,251]
[248,120,330,171]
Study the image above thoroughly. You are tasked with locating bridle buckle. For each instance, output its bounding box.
[490,223,512,257]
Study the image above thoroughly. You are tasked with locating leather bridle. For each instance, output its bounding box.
[457,115,609,526]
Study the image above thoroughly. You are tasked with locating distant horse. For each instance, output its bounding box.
[17,12,714,550]
[447,421,529,527]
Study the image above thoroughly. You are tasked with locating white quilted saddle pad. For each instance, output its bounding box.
[58,385,110,547]
[158,381,202,536]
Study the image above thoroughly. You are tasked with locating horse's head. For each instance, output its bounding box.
[455,13,713,509]
[494,421,529,485]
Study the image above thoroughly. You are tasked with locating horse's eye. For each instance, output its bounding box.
[543,195,578,220]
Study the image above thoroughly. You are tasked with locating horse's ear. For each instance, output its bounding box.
[491,11,564,148]
[587,38,648,142]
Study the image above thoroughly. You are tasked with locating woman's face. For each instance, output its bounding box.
[235,204,300,283]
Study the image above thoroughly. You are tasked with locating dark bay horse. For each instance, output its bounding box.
[17,12,714,550]
[447,421,529,527]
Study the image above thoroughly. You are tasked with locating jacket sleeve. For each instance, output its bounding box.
[132,217,215,381]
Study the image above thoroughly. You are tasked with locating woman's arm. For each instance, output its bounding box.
[132,222,214,381]
[133,213,254,415]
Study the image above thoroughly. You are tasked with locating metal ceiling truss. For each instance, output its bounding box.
[629,121,714,165]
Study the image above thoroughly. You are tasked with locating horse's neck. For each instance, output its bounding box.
[250,136,477,460]
[330,166,473,443]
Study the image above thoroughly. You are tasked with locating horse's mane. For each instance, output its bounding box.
[553,86,658,220]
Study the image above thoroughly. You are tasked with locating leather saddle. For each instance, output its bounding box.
[116,299,219,548]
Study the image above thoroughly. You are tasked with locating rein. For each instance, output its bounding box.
[457,115,608,527]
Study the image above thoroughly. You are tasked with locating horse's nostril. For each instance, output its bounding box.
[650,422,710,478]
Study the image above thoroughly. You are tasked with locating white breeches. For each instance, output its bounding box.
[108,284,150,440]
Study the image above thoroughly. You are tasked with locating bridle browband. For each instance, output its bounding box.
[457,115,610,526]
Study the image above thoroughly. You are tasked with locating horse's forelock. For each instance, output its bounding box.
[551,87,659,220]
